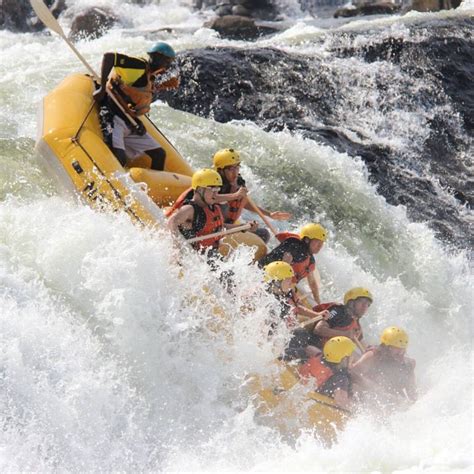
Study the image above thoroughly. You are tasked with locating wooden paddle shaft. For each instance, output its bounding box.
[30,0,139,127]
[187,223,251,244]
[299,314,324,328]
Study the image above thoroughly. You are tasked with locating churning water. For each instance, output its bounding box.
[0,0,472,471]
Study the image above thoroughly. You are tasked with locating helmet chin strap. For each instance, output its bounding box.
[197,188,210,205]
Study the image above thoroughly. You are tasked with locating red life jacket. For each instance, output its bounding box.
[223,196,246,224]
[276,231,300,242]
[167,189,223,249]
[313,302,338,312]
[189,203,224,249]
[165,187,194,218]
[298,354,334,389]
[313,303,362,347]
[321,318,361,348]
[275,233,315,282]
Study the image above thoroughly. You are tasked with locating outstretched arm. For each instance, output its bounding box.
[244,201,291,221]
[307,271,321,306]
[215,186,248,203]
[314,320,360,343]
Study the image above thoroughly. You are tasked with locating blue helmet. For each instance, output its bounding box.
[147,42,176,59]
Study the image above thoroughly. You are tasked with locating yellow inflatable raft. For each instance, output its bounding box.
[36,73,192,227]
[35,73,267,259]
[248,361,350,444]
[36,75,347,441]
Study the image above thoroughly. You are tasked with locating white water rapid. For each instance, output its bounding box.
[0,0,472,471]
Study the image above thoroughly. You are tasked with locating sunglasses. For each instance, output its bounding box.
[224,165,240,171]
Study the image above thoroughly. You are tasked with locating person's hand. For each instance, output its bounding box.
[235,186,248,199]
[270,211,292,221]
[248,220,259,232]
[347,329,361,344]
[319,310,330,320]
[93,87,106,103]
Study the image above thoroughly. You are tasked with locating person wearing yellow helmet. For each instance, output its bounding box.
[167,168,246,253]
[93,42,179,171]
[259,223,327,305]
[264,261,329,330]
[264,261,330,361]
[312,287,373,349]
[298,336,357,409]
[212,149,291,243]
[351,326,417,404]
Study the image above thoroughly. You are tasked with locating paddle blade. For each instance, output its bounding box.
[30,0,65,37]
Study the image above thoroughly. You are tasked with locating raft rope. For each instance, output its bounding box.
[70,99,145,226]
[143,115,181,156]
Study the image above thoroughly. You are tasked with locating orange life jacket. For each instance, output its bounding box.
[276,231,300,243]
[313,302,338,312]
[188,202,224,249]
[165,187,194,218]
[275,232,315,282]
[298,354,334,389]
[223,196,246,224]
[319,313,361,348]
[219,176,246,224]
[107,69,153,117]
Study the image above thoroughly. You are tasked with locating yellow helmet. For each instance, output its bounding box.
[191,168,223,190]
[264,261,295,282]
[381,326,409,349]
[343,287,373,305]
[300,223,327,242]
[323,336,356,364]
[212,149,241,169]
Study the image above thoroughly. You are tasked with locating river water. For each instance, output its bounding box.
[0,0,472,471]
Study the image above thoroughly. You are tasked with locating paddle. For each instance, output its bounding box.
[187,223,251,244]
[30,0,139,128]
[299,313,324,329]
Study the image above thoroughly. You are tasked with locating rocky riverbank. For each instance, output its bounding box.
[162,16,473,247]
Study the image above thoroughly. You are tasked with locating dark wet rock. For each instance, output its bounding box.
[204,15,280,40]
[334,2,400,18]
[0,0,65,32]
[232,4,252,17]
[164,18,474,247]
[195,0,279,20]
[69,7,120,41]
[215,2,233,16]
[411,0,461,12]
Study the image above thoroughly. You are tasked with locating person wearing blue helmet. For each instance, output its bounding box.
[93,42,179,171]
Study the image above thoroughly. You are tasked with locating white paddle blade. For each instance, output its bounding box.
[30,0,65,37]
